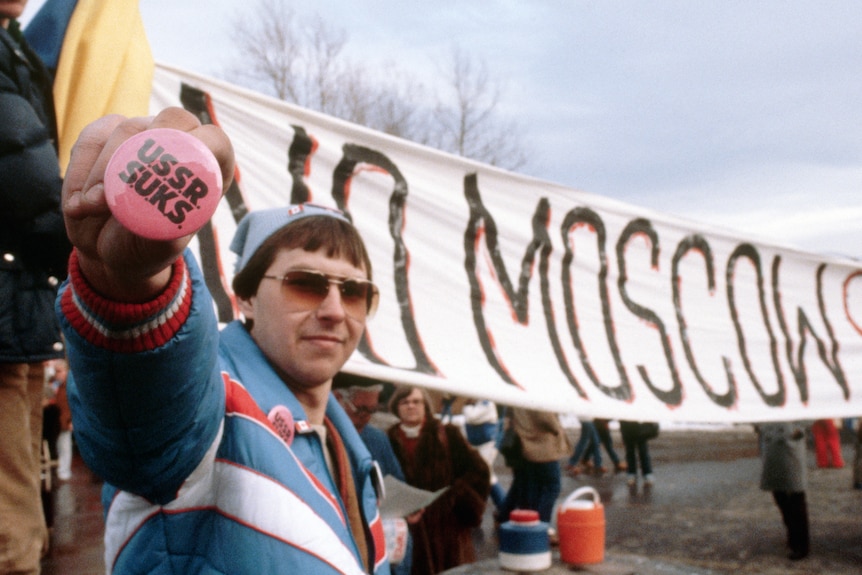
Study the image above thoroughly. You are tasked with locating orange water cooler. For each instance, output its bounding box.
[556,486,606,565]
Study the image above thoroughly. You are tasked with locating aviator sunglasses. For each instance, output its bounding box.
[262,269,380,319]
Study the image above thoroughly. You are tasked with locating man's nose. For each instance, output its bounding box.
[315,284,348,318]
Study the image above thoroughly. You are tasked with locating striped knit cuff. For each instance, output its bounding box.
[60,249,193,353]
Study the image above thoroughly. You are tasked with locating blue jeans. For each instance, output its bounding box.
[499,460,561,523]
[620,421,652,476]
[595,419,622,466]
[568,421,602,467]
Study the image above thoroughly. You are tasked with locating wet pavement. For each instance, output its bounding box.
[41,425,862,574]
[41,454,104,574]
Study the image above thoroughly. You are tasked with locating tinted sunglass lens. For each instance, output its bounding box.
[287,272,330,295]
[340,280,368,301]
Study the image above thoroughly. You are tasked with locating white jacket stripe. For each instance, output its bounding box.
[103,424,366,575]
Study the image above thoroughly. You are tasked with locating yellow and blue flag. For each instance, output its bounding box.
[25,0,154,175]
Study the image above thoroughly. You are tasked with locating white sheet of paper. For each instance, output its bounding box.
[380,475,448,518]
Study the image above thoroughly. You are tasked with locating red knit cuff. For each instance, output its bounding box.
[60,249,193,353]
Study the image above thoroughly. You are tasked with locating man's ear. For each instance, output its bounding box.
[237,295,255,321]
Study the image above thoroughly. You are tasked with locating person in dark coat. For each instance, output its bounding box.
[387,386,490,575]
[758,421,810,561]
[620,420,656,489]
[1,2,71,570]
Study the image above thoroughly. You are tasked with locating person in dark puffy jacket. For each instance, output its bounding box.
[1,2,71,571]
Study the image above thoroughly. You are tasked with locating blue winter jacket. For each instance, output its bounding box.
[57,250,389,574]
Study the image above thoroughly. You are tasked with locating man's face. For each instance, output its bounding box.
[239,246,369,392]
[344,389,379,431]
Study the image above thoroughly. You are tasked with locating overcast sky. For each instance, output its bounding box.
[23,1,862,259]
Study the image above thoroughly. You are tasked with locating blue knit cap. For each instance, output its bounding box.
[230,204,351,275]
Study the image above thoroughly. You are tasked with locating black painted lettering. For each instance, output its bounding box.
[672,235,737,408]
[560,207,632,401]
[147,185,179,213]
[118,160,145,184]
[287,125,314,204]
[167,166,193,190]
[726,244,785,407]
[772,258,849,402]
[617,218,683,406]
[462,178,587,395]
[333,143,439,375]
[166,201,193,224]
[182,178,208,206]
[136,139,163,164]
[133,170,161,197]
[152,153,177,177]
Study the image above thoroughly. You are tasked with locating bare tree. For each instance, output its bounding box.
[226,0,349,108]
[225,0,529,170]
[299,14,349,115]
[317,61,429,143]
[226,0,301,101]
[430,47,529,170]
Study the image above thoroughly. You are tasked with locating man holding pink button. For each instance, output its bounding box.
[58,108,390,574]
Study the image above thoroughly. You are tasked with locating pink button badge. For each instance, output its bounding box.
[268,405,295,446]
[104,128,223,241]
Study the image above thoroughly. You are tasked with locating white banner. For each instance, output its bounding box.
[151,63,862,423]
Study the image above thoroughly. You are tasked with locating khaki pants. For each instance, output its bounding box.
[0,362,48,575]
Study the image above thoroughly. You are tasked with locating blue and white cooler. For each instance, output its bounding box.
[498,509,552,572]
